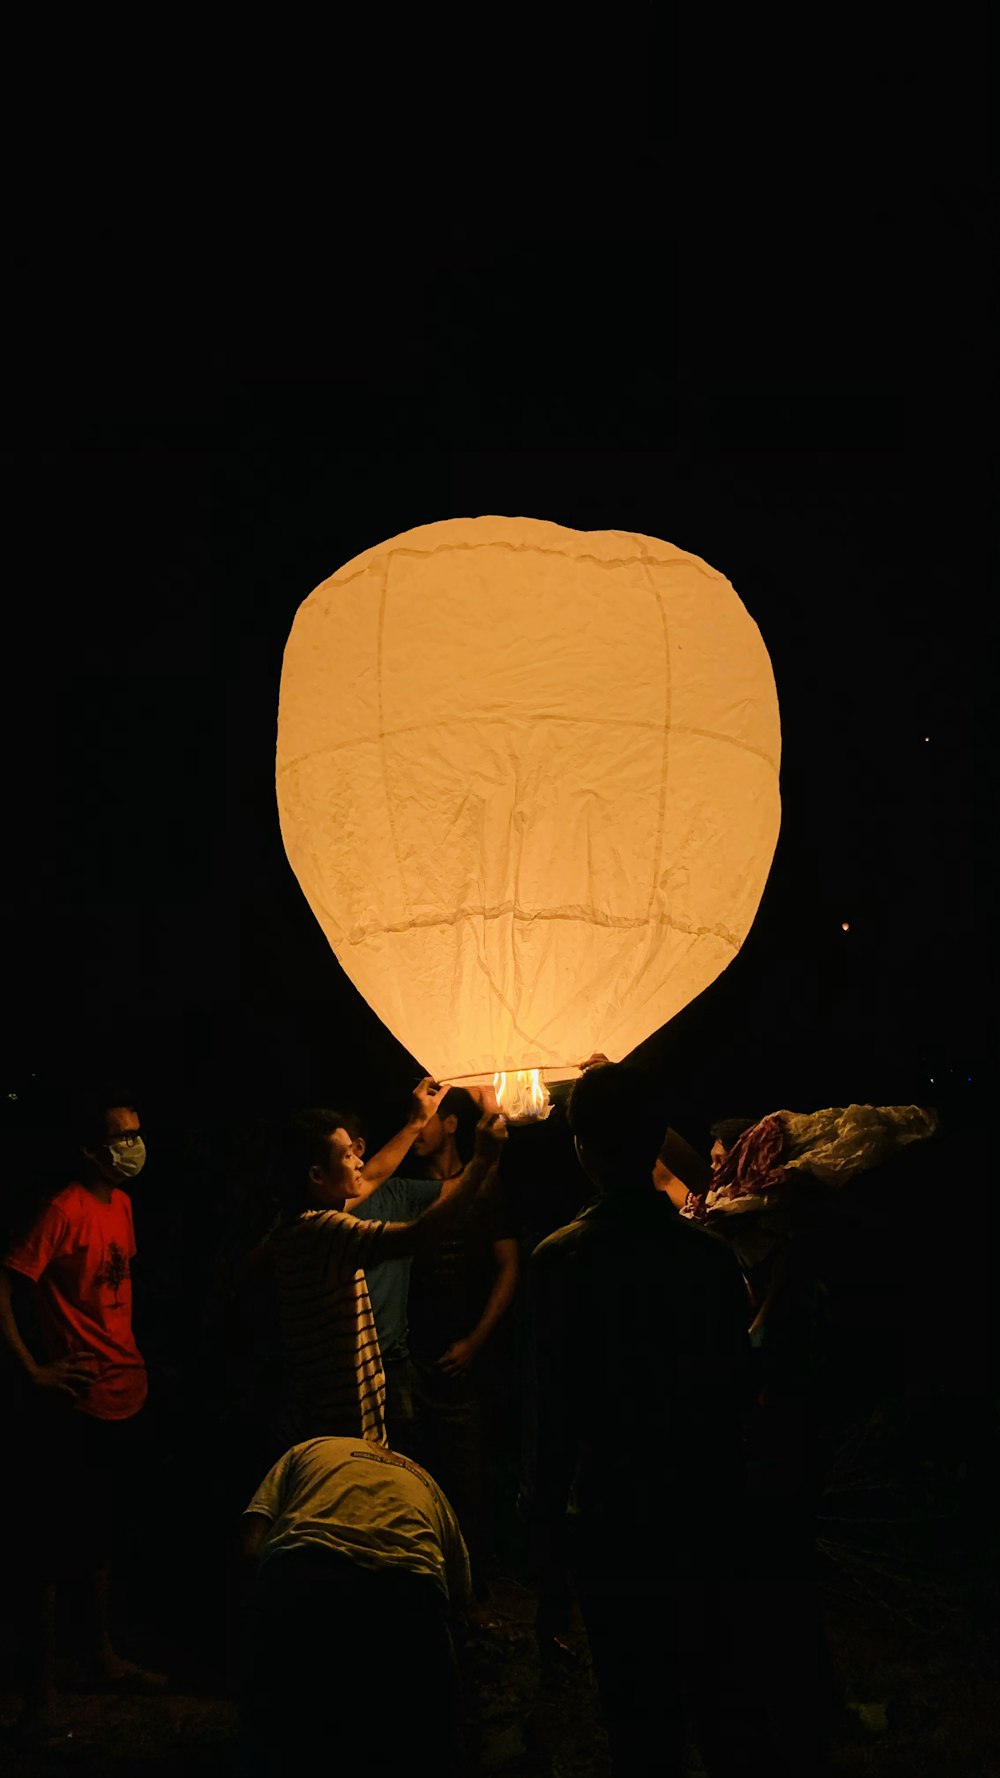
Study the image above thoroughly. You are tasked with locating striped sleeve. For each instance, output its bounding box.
[273,1217,387,1444]
[315,1211,385,1285]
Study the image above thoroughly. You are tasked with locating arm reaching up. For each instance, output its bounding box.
[375,1114,508,1261]
[352,1076,446,1198]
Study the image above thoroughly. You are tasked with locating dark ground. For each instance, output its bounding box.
[0,1519,996,1778]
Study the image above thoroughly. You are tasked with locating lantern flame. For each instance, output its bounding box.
[493,1068,552,1124]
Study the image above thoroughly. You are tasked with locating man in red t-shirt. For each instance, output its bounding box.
[0,1093,165,1733]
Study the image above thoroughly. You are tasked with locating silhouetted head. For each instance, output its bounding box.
[707,1115,757,1173]
[410,1086,478,1167]
[567,1063,670,1196]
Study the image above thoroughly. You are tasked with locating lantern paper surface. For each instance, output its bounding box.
[276,517,780,1084]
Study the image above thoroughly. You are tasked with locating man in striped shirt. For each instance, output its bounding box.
[270,1104,507,1449]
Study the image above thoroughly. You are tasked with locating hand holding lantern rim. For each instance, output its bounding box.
[474,1112,508,1161]
[409,1075,447,1126]
[462,1081,500,1116]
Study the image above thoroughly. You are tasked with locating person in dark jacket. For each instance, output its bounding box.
[525,1062,775,1778]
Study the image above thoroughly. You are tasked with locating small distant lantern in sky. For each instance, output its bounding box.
[276,517,781,1120]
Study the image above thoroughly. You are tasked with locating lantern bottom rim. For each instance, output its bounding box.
[439,1066,583,1088]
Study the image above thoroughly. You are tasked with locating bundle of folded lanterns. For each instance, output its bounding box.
[681,1102,939,1224]
[679,1100,940,1307]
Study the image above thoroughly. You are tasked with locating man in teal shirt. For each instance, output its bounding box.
[347,1170,441,1453]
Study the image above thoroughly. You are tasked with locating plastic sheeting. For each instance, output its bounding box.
[778,1103,939,1186]
[276,516,781,1084]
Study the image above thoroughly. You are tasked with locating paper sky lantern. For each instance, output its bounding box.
[277,516,780,1113]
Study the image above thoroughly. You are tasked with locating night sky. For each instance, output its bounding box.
[0,44,992,1774]
[3,232,990,1161]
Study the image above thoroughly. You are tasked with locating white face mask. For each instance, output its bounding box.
[104,1136,146,1180]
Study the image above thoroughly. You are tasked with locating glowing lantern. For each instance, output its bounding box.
[276,516,780,1116]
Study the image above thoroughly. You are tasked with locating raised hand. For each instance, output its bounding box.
[465,1082,500,1116]
[410,1076,446,1126]
[474,1112,508,1159]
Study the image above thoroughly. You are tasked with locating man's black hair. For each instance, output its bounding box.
[567,1063,670,1180]
[708,1116,758,1151]
[279,1108,355,1214]
[70,1089,138,1151]
[437,1086,479,1164]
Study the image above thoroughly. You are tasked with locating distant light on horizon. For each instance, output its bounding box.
[841,921,850,932]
